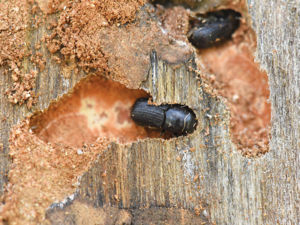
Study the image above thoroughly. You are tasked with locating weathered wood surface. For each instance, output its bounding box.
[0,0,299,224]
[248,0,300,223]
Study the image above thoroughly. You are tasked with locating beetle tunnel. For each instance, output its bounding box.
[29,76,196,148]
[188,10,271,157]
[152,2,271,157]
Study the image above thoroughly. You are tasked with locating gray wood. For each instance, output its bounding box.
[247,0,300,223]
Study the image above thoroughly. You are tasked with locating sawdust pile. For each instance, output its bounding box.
[0,0,27,67]
[0,0,145,108]
[0,0,38,108]
[45,0,145,73]
[4,64,38,109]
[0,119,109,224]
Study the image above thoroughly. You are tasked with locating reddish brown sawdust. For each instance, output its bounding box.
[196,17,270,157]
[0,118,110,224]
[45,1,193,88]
[45,0,145,73]
[35,0,67,15]
[0,0,38,108]
[30,51,46,72]
[1,0,146,108]
[30,75,162,148]
[4,66,38,109]
[0,0,27,67]
[159,6,190,42]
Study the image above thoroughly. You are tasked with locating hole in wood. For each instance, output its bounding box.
[30,76,173,148]
[152,3,270,157]
[187,10,241,49]
[191,9,271,157]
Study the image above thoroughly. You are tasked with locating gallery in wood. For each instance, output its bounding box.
[0,0,298,224]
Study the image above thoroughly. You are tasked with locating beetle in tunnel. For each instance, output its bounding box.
[131,98,197,136]
[188,9,241,49]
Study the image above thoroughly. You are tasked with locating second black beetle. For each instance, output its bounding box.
[131,98,197,136]
[188,10,241,49]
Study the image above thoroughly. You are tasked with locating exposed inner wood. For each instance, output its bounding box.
[183,7,271,157]
[198,40,270,157]
[29,76,163,148]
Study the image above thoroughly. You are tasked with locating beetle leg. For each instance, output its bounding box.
[159,129,165,138]
[172,132,179,137]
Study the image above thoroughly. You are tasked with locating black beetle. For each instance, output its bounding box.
[188,10,241,49]
[131,98,197,136]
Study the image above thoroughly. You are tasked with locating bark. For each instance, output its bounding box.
[0,0,299,224]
